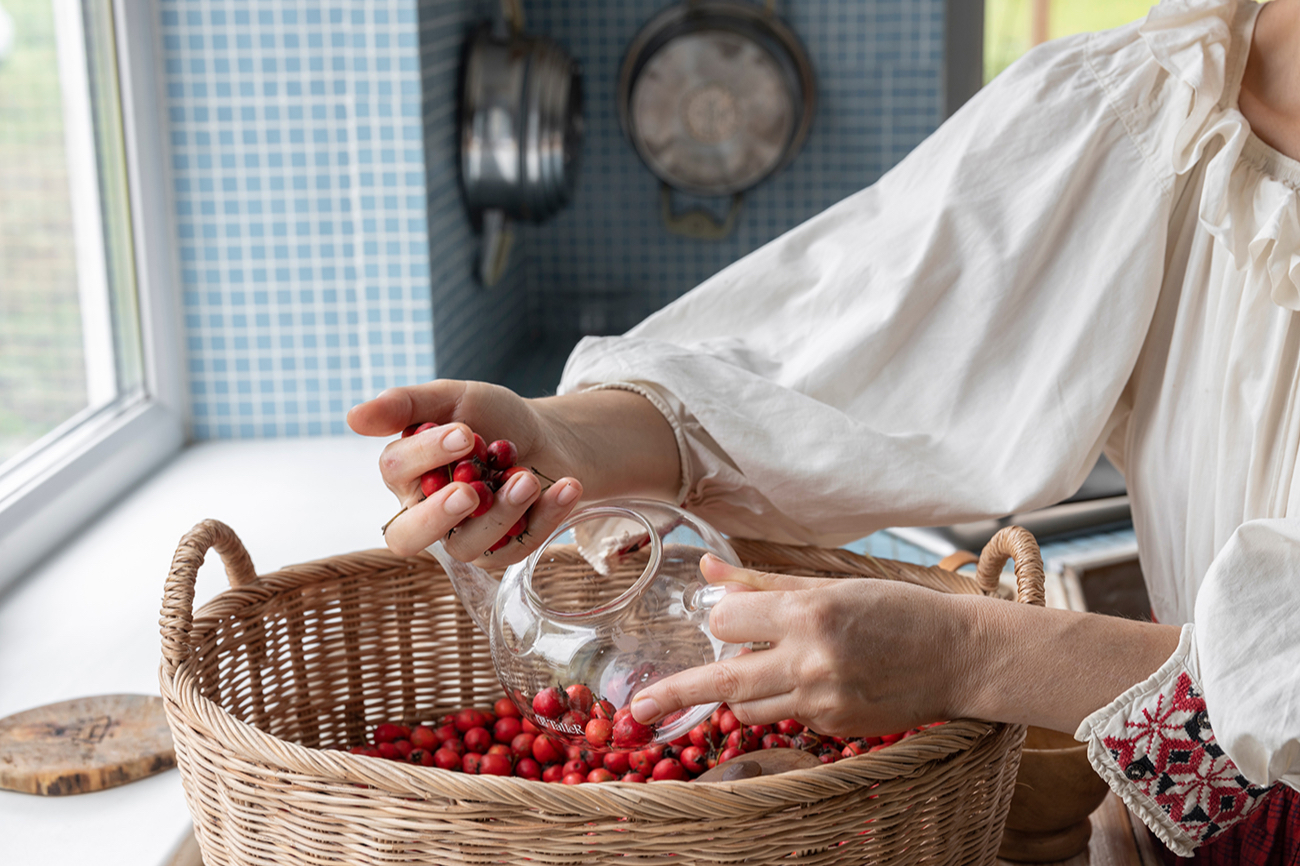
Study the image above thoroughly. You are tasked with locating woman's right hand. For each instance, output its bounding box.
[346,380,681,566]
[346,380,582,565]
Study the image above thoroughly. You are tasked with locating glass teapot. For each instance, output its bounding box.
[427,499,745,747]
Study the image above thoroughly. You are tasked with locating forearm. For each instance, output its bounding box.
[532,388,681,504]
[950,595,1183,733]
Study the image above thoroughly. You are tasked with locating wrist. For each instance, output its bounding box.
[531,388,681,503]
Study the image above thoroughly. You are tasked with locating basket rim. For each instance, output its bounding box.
[161,540,1025,816]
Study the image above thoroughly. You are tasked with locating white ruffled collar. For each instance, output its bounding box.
[1141,0,1300,309]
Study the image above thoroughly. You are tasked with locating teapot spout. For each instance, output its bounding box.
[427,540,496,635]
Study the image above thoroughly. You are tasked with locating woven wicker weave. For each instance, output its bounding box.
[160,520,1044,866]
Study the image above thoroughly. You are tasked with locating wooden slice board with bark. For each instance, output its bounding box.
[0,694,175,795]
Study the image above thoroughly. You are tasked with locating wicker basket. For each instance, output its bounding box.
[159,519,1045,866]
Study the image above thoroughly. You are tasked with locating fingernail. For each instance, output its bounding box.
[444,486,475,515]
[556,480,580,507]
[505,471,538,506]
[441,427,469,451]
[631,694,660,724]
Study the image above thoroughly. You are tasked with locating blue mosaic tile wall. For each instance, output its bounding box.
[161,0,436,439]
[161,0,949,430]
[512,0,947,350]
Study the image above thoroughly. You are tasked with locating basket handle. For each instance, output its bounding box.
[160,519,258,677]
[974,525,1045,607]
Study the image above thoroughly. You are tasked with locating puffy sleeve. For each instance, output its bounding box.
[558,23,1177,546]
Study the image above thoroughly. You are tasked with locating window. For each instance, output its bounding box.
[984,0,1158,83]
[0,1,183,593]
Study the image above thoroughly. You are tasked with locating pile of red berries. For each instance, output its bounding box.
[402,425,531,552]
[346,695,941,784]
[530,683,655,750]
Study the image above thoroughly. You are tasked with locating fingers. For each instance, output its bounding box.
[383,471,583,561]
[700,554,840,593]
[471,476,583,566]
[631,650,789,725]
[377,422,477,503]
[347,381,475,437]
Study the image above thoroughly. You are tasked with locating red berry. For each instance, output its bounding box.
[402,422,435,438]
[501,465,531,484]
[620,771,647,783]
[421,467,452,497]
[717,746,745,764]
[761,733,790,750]
[627,749,656,776]
[562,758,590,777]
[532,734,564,765]
[612,714,654,750]
[532,687,567,720]
[377,742,401,760]
[470,433,489,463]
[433,748,461,770]
[842,742,868,758]
[819,750,840,764]
[560,710,590,731]
[409,748,434,766]
[440,737,466,756]
[393,739,415,757]
[494,697,521,719]
[510,732,536,759]
[452,459,481,484]
[603,751,631,775]
[505,515,528,537]
[373,723,409,744]
[494,716,522,743]
[453,708,489,733]
[587,767,616,784]
[485,439,518,470]
[462,753,483,774]
[463,726,493,754]
[652,758,686,781]
[776,719,804,736]
[469,480,494,516]
[585,718,613,749]
[434,723,459,743]
[561,772,586,785]
[486,743,513,757]
[514,757,542,780]
[689,721,719,750]
[717,709,741,736]
[521,718,541,734]
[481,752,513,776]
[410,725,437,750]
[541,764,566,783]
[680,745,708,775]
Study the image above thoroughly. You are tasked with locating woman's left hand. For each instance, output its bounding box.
[630,554,978,738]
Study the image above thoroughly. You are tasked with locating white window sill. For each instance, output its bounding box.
[0,435,393,866]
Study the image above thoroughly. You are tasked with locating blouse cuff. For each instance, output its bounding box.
[1074,623,1278,856]
[578,381,694,507]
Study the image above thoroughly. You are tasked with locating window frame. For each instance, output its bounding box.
[0,0,185,595]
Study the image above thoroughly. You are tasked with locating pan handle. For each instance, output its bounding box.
[660,185,743,241]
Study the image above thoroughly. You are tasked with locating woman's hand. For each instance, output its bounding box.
[629,555,975,737]
[346,380,681,565]
[631,555,1184,738]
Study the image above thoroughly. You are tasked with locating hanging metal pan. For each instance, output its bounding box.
[460,16,583,283]
[618,0,815,237]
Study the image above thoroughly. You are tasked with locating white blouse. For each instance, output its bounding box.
[558,0,1299,839]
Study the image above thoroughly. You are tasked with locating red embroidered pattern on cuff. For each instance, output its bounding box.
[1102,671,1277,847]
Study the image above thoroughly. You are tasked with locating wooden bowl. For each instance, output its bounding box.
[998,726,1111,862]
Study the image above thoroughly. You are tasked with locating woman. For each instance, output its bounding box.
[348,0,1300,860]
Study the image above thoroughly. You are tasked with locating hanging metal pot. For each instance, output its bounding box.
[460,8,583,284]
[618,0,815,240]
